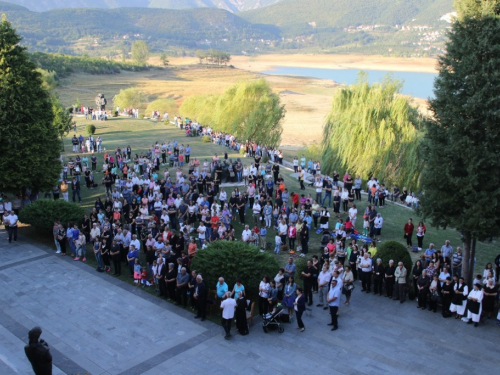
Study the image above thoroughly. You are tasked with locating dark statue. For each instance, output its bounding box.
[95,93,107,110]
[24,326,52,375]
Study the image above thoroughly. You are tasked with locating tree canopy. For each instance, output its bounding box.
[180,79,285,147]
[454,0,500,20]
[131,40,150,66]
[0,15,60,193]
[113,87,148,110]
[145,98,178,117]
[321,73,424,189]
[419,14,500,285]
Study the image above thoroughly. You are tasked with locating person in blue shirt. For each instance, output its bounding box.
[424,243,436,266]
[259,224,267,250]
[216,277,228,299]
[327,279,341,330]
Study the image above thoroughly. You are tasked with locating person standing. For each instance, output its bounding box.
[373,258,385,295]
[466,283,484,327]
[404,218,414,248]
[441,240,453,271]
[294,287,306,332]
[452,247,463,278]
[385,260,395,298]
[5,210,18,243]
[301,260,314,306]
[220,292,237,339]
[317,264,330,308]
[194,275,207,321]
[450,277,468,320]
[327,279,341,331]
[24,326,52,375]
[359,252,373,293]
[417,270,430,309]
[71,177,81,203]
[394,261,408,303]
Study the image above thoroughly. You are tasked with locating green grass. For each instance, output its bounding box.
[62,116,496,286]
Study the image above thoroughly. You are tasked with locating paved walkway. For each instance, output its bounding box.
[0,229,498,374]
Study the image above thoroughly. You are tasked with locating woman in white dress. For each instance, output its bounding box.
[450,277,468,319]
[466,283,484,327]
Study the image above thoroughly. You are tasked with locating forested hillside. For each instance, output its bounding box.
[0,2,280,53]
[241,0,453,34]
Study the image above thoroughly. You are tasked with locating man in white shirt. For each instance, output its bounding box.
[252,201,261,227]
[5,210,18,243]
[130,234,141,253]
[197,222,206,247]
[220,292,237,339]
[314,177,323,203]
[241,225,252,243]
[373,213,383,242]
[317,264,331,308]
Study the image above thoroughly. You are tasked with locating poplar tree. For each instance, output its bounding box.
[419,10,500,284]
[0,15,60,194]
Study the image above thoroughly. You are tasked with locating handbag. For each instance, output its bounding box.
[345,283,355,291]
[431,290,440,302]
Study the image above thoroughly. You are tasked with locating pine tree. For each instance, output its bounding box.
[0,15,60,194]
[419,15,500,285]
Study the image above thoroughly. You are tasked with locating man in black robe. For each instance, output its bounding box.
[24,326,52,375]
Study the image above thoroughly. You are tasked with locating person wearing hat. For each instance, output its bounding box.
[24,326,52,375]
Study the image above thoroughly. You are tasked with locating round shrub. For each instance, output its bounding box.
[19,199,85,233]
[377,241,412,276]
[190,241,279,301]
[139,114,145,119]
[239,147,246,155]
[201,135,211,143]
[86,124,96,135]
[113,110,119,117]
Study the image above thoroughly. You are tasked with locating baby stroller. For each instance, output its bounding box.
[262,304,285,333]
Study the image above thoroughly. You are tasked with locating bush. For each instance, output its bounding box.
[113,110,119,117]
[163,120,170,126]
[239,147,246,155]
[377,241,413,277]
[66,106,73,113]
[86,124,96,135]
[139,114,145,119]
[190,241,279,301]
[201,135,211,143]
[19,199,85,232]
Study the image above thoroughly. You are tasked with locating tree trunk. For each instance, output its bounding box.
[462,230,471,284]
[468,238,476,287]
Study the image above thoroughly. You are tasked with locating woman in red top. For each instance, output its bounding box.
[404,218,414,248]
[291,192,300,209]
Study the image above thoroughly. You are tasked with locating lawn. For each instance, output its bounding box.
[60,115,498,281]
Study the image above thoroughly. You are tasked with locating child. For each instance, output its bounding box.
[133,259,141,285]
[260,224,267,251]
[363,216,369,236]
[274,232,282,255]
[152,260,160,293]
[141,267,148,288]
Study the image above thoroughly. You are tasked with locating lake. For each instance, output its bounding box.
[262,67,437,99]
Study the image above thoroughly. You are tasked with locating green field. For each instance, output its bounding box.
[60,115,498,280]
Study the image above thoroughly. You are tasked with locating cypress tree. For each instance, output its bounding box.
[419,14,500,284]
[0,15,60,194]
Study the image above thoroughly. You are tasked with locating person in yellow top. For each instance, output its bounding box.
[60,181,69,202]
[368,242,377,258]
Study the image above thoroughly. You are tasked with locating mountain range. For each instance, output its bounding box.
[0,0,454,55]
[0,0,282,12]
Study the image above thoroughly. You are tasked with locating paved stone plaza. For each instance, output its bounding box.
[0,230,498,375]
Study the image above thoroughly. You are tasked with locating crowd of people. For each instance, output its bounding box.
[3,125,500,336]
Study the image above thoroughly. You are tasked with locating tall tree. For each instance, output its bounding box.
[0,15,60,194]
[180,79,285,148]
[113,87,148,110]
[131,40,149,66]
[419,15,500,285]
[52,96,72,151]
[321,73,424,189]
[159,52,169,67]
[454,0,500,20]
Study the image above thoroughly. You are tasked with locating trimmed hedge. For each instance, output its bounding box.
[376,240,413,276]
[190,241,279,301]
[18,199,85,232]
